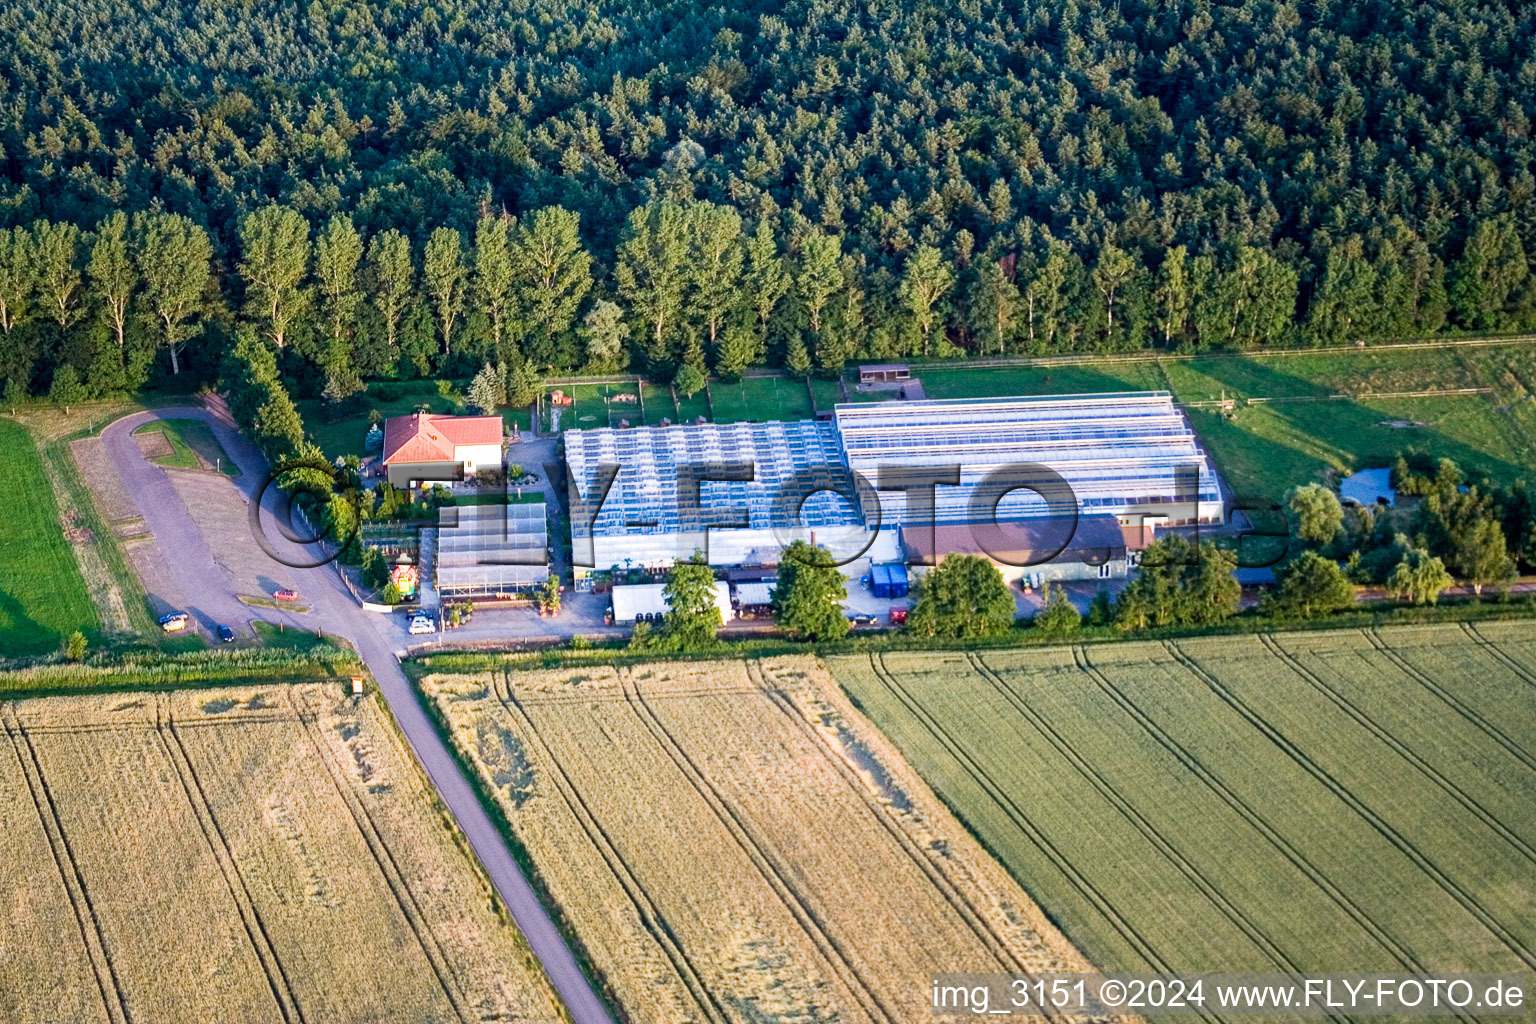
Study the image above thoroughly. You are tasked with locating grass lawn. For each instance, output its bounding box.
[131,418,239,475]
[639,382,675,425]
[807,375,843,413]
[251,620,348,652]
[915,361,1168,400]
[675,388,711,424]
[711,375,813,422]
[300,379,467,460]
[1188,392,1536,505]
[0,419,99,655]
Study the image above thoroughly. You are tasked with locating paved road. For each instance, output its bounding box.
[101,406,615,1024]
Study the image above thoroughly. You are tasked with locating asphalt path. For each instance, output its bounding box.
[101,406,614,1024]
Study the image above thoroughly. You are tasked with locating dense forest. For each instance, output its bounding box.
[1,0,1534,402]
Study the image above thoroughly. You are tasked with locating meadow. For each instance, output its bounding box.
[829,621,1536,1009]
[0,419,98,655]
[419,656,1106,1024]
[0,682,563,1024]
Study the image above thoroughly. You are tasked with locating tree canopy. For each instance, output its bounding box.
[907,554,1015,640]
[771,540,849,641]
[1,0,1534,399]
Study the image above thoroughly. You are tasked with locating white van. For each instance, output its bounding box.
[407,615,436,635]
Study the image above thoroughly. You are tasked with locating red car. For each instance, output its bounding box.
[272,588,299,602]
[888,606,908,625]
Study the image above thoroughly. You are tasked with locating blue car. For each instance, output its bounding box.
[216,624,235,643]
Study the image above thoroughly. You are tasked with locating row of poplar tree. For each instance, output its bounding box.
[1,198,1532,403]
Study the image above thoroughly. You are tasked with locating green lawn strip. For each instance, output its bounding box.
[639,382,675,425]
[674,388,710,424]
[807,376,842,413]
[0,420,98,655]
[250,619,348,652]
[916,362,1166,400]
[132,418,239,474]
[0,645,361,697]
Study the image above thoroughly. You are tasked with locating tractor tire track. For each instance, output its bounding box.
[865,654,1230,1024]
[1363,628,1536,773]
[282,689,474,1024]
[491,672,730,1024]
[964,653,1341,1021]
[1073,647,1483,1024]
[1,705,130,1024]
[744,659,1039,986]
[1459,623,1536,691]
[620,667,898,1024]
[1165,640,1536,973]
[1258,634,1536,867]
[152,694,303,1024]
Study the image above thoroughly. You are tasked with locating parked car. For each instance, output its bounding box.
[272,588,299,601]
[158,612,189,633]
[845,612,879,626]
[888,606,908,626]
[408,615,436,635]
[216,624,235,643]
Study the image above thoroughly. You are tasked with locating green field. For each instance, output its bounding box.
[0,419,99,655]
[830,622,1536,998]
[131,418,239,475]
[711,375,813,422]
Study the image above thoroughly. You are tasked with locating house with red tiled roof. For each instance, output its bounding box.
[381,413,504,478]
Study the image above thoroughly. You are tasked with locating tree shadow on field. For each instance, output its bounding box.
[0,586,53,655]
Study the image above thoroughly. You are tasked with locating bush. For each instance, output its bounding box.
[1032,584,1081,638]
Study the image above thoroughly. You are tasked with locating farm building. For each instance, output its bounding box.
[435,502,550,598]
[833,393,1224,530]
[382,413,504,485]
[899,514,1129,584]
[859,364,911,386]
[611,581,734,624]
[565,419,869,570]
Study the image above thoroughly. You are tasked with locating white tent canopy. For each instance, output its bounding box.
[611,582,733,623]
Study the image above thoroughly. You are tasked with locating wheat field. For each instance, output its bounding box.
[0,683,564,1024]
[421,655,1114,1024]
[829,622,1536,999]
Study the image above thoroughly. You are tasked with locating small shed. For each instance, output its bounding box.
[734,581,775,619]
[859,364,911,385]
[869,563,909,599]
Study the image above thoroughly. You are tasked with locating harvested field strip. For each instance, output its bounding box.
[152,697,303,1024]
[962,651,1316,995]
[490,673,732,1024]
[0,707,118,1024]
[1259,633,1536,862]
[424,658,1106,1024]
[970,654,1357,1007]
[1361,628,1536,771]
[617,671,899,1024]
[279,688,472,1024]
[847,653,1191,987]
[1166,639,1536,972]
[1065,646,1432,978]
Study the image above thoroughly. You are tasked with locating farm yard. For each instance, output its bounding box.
[830,622,1536,1008]
[419,656,1107,1024]
[0,682,562,1024]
